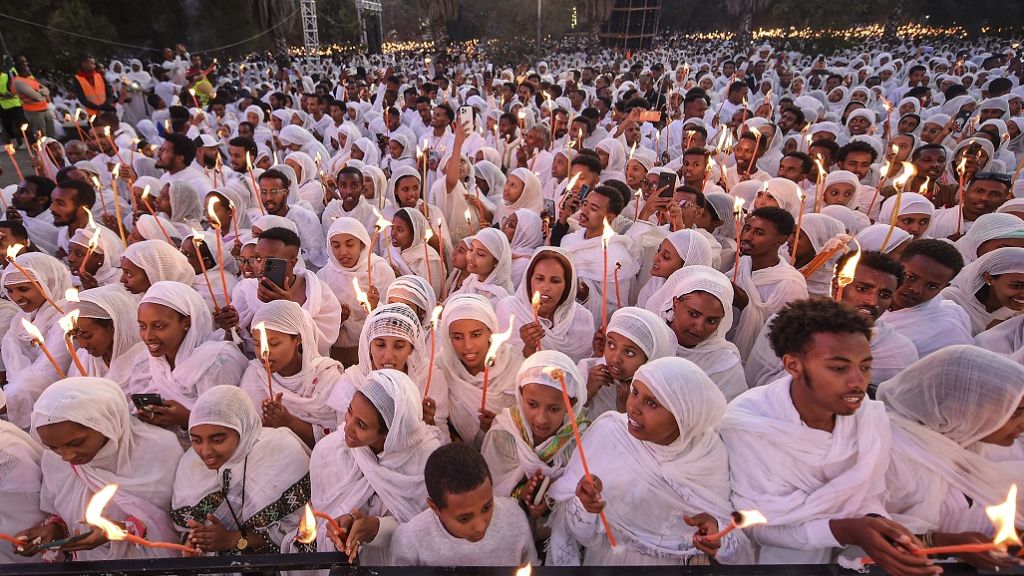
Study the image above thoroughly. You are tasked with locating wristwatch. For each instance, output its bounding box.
[235,533,249,551]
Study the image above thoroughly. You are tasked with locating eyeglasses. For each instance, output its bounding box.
[236,257,258,267]
[260,187,289,196]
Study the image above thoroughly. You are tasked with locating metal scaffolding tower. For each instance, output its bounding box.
[355,0,384,54]
[300,0,321,71]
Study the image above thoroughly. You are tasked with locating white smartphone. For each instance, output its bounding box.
[459,105,474,132]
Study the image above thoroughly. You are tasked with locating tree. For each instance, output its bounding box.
[882,0,904,42]
[723,0,773,47]
[420,0,460,42]
[249,0,301,58]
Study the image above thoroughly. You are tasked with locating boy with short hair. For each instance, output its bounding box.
[389,444,538,566]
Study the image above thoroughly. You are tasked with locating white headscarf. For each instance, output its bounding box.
[636,229,714,308]
[69,225,125,287]
[122,240,196,289]
[385,275,437,326]
[498,167,543,223]
[878,346,1024,532]
[508,208,544,286]
[942,247,1024,335]
[139,281,247,408]
[455,227,514,304]
[953,212,1024,264]
[391,207,443,296]
[856,223,913,253]
[33,377,182,560]
[797,213,849,297]
[73,285,148,389]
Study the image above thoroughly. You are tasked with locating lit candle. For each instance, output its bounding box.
[531,290,542,351]
[866,154,893,217]
[109,165,127,246]
[812,155,826,213]
[955,155,969,236]
[86,484,196,554]
[701,510,768,542]
[435,217,447,299]
[19,124,33,163]
[423,305,443,399]
[188,88,200,108]
[102,126,126,165]
[423,228,434,287]
[21,318,65,378]
[880,162,916,251]
[140,186,173,245]
[731,198,745,282]
[790,189,806,265]
[368,211,391,284]
[480,320,514,413]
[744,126,762,178]
[352,277,372,314]
[6,245,65,314]
[191,230,220,309]
[58,310,87,375]
[246,151,265,214]
[5,144,24,181]
[206,197,232,307]
[544,367,617,548]
[834,240,861,303]
[600,219,615,331]
[254,321,274,397]
[78,226,102,278]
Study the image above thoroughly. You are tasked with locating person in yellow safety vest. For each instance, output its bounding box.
[71,55,115,117]
[11,55,54,143]
[0,56,27,148]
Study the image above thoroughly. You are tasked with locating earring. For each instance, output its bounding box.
[297,344,303,354]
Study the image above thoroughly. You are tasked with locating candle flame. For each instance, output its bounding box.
[750,126,761,138]
[65,288,80,303]
[918,176,930,195]
[85,227,101,252]
[424,228,433,242]
[956,154,968,176]
[255,321,270,359]
[6,243,24,260]
[985,484,1020,549]
[295,504,317,544]
[58,310,79,335]
[429,304,443,328]
[628,141,637,159]
[103,126,111,137]
[85,484,129,540]
[352,277,371,313]
[600,218,615,247]
[374,210,392,231]
[893,162,917,189]
[4,143,14,154]
[531,290,542,312]
[20,318,44,343]
[112,163,120,178]
[732,509,768,528]
[565,172,581,193]
[733,197,745,215]
[517,109,527,120]
[246,151,254,170]
[141,185,152,203]
[19,123,27,132]
[515,565,532,576]
[837,239,862,287]
[464,208,472,224]
[485,320,515,367]
[206,196,222,227]
[188,88,196,96]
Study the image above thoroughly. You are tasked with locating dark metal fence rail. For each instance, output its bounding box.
[0,553,1018,576]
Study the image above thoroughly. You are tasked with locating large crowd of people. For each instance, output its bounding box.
[0,33,1023,573]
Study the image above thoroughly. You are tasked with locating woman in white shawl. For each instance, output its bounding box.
[636,229,714,309]
[547,357,749,566]
[317,217,396,358]
[67,224,124,289]
[436,294,523,446]
[15,377,182,560]
[351,137,382,167]
[452,227,514,306]
[241,301,344,447]
[389,207,444,296]
[279,124,331,167]
[497,247,595,363]
[135,281,248,432]
[504,208,544,287]
[384,133,417,175]
[0,411,45,564]
[498,167,543,225]
[69,285,149,394]
[284,150,326,215]
[952,212,1024,264]
[156,181,203,238]
[173,385,311,556]
[820,170,871,229]
[308,369,440,564]
[790,213,849,297]
[646,265,747,400]
[1,252,73,429]
[596,137,627,183]
[120,239,196,298]
[878,191,935,240]
[181,230,237,314]
[878,346,1024,566]
[941,247,1024,335]
[857,223,913,255]
[481,350,588,540]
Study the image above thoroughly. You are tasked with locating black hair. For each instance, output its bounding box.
[435,103,454,123]
[944,84,968,101]
[257,226,301,248]
[336,165,363,179]
[674,185,706,208]
[912,143,947,160]
[570,153,603,175]
[162,132,197,166]
[781,151,814,174]
[836,249,905,286]
[258,168,291,187]
[768,298,872,358]
[908,64,927,76]
[748,206,795,236]
[728,80,747,95]
[590,185,625,216]
[683,146,710,159]
[602,179,633,210]
[425,443,492,509]
[900,238,965,277]
[0,220,29,241]
[809,138,840,157]
[988,77,1013,96]
[395,207,415,231]
[837,141,878,164]
[23,175,55,201]
[682,124,708,140]
[781,106,805,124]
[227,136,257,156]
[56,179,96,209]
[683,88,709,105]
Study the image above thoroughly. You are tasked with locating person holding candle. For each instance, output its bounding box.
[548,356,751,566]
[497,166,544,226]
[180,231,236,314]
[876,346,1024,572]
[503,208,544,287]
[578,306,676,417]
[725,130,772,190]
[820,170,871,230]
[135,281,247,434]
[789,213,849,297]
[730,206,809,361]
[49,179,97,262]
[389,207,444,296]
[309,369,441,564]
[205,186,249,248]
[120,239,196,299]
[68,285,149,392]
[6,175,59,256]
[443,236,475,297]
[385,275,438,330]
[389,442,538,566]
[702,192,740,274]
[0,397,45,565]
[240,300,343,447]
[451,227,513,306]
[15,377,182,560]
[941,246,1024,335]
[635,229,714,309]
[720,299,938,573]
[752,177,803,222]
[882,239,973,358]
[256,168,328,270]
[153,181,203,238]
[283,151,326,215]
[931,168,1009,242]
[481,350,589,545]
[497,247,595,363]
[173,385,311,556]
[1,252,73,429]
[856,223,914,256]
[67,225,124,289]
[435,294,521,446]
[317,217,396,362]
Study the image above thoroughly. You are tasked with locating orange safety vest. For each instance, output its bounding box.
[14,76,47,112]
[75,71,107,115]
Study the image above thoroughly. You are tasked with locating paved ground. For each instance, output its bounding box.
[0,145,34,188]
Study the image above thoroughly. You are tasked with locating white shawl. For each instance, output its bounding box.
[732,257,809,361]
[941,246,1024,335]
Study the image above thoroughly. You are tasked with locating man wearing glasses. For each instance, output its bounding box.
[256,169,328,269]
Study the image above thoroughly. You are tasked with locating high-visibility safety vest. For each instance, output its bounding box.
[14,75,47,112]
[0,71,23,110]
[75,71,107,115]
